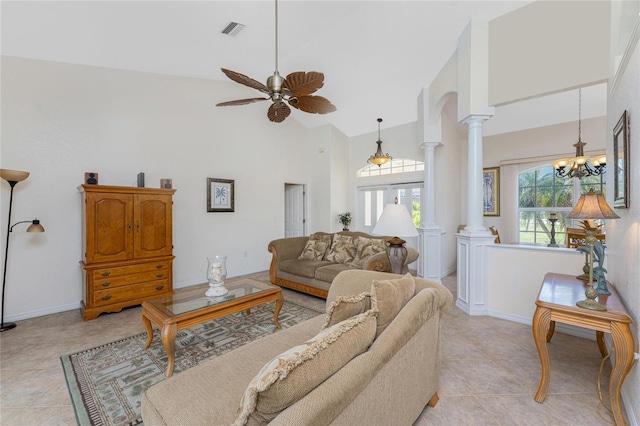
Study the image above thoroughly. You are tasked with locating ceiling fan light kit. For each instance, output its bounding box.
[216,0,336,123]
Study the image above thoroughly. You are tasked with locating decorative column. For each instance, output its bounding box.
[456,115,495,315]
[418,142,443,282]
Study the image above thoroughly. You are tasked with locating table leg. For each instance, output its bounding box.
[161,323,178,378]
[596,331,607,358]
[273,291,283,329]
[609,322,634,426]
[141,312,154,350]
[546,320,556,342]
[532,306,552,403]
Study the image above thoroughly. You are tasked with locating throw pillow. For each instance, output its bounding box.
[233,308,377,426]
[371,273,416,338]
[324,234,358,264]
[297,233,332,261]
[349,236,387,268]
[322,291,371,329]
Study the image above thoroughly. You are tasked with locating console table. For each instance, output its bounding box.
[532,273,635,426]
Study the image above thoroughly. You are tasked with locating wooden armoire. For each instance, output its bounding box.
[79,184,176,320]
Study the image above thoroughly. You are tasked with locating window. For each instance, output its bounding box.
[357,158,424,178]
[517,165,606,245]
[358,183,422,232]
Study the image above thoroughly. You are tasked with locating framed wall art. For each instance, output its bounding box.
[207,178,235,212]
[613,110,629,208]
[483,167,500,216]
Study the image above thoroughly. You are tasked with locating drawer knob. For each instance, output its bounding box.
[156,264,164,269]
[101,272,111,277]
[156,273,164,278]
[155,285,165,291]
[101,282,111,287]
[101,295,112,301]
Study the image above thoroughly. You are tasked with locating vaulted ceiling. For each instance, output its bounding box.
[1,1,607,138]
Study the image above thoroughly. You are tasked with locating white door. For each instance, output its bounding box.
[285,184,305,237]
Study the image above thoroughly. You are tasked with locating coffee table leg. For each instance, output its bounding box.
[161,323,177,378]
[273,291,283,329]
[532,306,552,403]
[141,312,154,350]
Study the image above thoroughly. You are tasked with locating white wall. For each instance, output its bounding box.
[606,19,640,424]
[0,56,340,320]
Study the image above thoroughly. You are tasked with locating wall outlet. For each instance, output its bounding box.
[243,250,248,258]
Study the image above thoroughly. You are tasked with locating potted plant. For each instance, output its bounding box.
[338,212,352,231]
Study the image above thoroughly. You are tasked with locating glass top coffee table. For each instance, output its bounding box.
[141,278,283,377]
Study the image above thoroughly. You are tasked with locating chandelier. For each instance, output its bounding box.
[552,89,606,179]
[368,118,392,167]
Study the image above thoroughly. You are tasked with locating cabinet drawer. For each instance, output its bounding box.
[93,280,170,307]
[92,261,170,280]
[93,270,169,290]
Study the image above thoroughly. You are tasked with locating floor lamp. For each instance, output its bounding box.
[1,169,45,332]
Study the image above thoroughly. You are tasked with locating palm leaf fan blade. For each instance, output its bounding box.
[283,71,325,96]
[289,95,337,114]
[216,98,269,107]
[220,68,269,93]
[267,103,291,122]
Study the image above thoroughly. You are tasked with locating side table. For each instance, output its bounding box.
[532,272,635,426]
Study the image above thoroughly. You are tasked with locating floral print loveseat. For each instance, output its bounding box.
[267,231,419,298]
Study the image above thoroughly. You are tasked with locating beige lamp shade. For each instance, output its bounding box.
[373,204,419,237]
[567,190,620,220]
[0,169,29,183]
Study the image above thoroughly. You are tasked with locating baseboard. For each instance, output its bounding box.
[487,309,596,340]
[4,302,82,323]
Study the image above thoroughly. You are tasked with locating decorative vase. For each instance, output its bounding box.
[206,256,228,297]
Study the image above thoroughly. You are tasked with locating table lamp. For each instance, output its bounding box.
[372,203,418,274]
[567,190,619,311]
[1,169,45,332]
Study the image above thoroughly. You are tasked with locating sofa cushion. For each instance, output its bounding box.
[324,234,358,264]
[234,308,377,426]
[371,273,416,338]
[323,291,371,329]
[297,233,332,261]
[280,259,331,279]
[314,263,353,283]
[349,236,387,268]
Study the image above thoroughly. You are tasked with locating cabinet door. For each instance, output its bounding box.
[134,194,173,258]
[86,192,134,263]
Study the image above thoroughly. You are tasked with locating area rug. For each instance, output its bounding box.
[61,300,322,426]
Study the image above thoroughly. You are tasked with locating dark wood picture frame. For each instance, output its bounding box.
[207,178,235,212]
[613,110,629,208]
[483,167,500,216]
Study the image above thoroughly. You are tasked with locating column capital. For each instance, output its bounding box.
[420,142,443,150]
[460,114,493,126]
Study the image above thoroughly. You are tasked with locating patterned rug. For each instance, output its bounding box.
[61,300,322,426]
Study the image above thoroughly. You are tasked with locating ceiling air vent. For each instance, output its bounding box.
[221,22,245,37]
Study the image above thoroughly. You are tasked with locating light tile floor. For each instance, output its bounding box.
[0,272,628,425]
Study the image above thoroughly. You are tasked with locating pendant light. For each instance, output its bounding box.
[368,118,392,167]
[552,89,606,179]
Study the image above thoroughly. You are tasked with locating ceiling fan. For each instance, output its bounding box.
[216,0,336,123]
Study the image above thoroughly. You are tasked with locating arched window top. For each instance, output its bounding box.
[357,158,424,177]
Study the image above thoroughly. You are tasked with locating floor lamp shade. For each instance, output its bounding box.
[372,204,418,274]
[1,168,44,332]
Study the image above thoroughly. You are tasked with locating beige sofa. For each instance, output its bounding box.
[141,270,453,426]
[268,231,419,298]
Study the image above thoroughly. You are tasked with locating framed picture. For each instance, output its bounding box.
[483,167,500,216]
[207,178,235,212]
[613,110,629,208]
